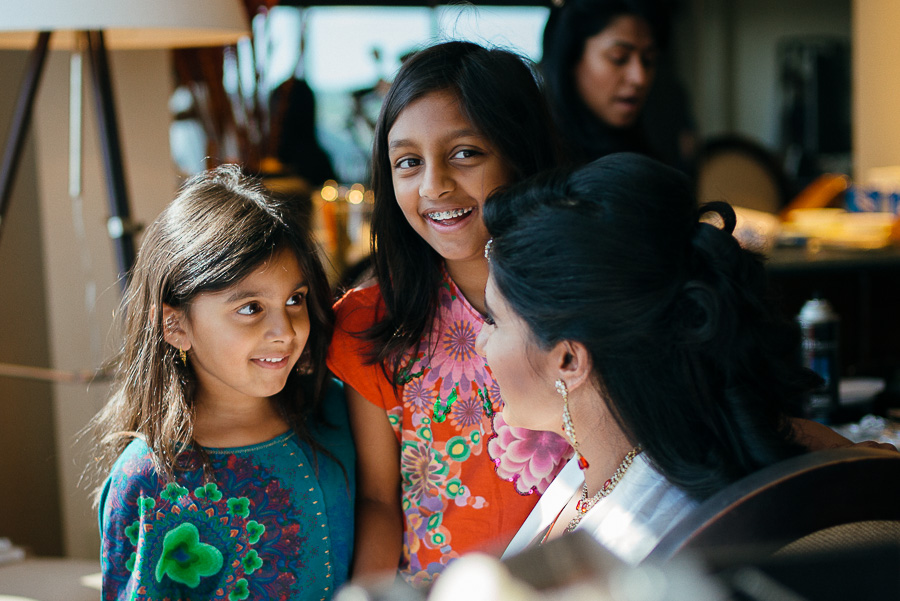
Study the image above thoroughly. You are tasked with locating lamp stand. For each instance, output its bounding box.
[0,30,137,288]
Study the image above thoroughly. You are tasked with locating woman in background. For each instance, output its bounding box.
[541,0,696,170]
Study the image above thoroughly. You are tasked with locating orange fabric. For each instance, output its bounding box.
[327,278,571,587]
[327,284,391,409]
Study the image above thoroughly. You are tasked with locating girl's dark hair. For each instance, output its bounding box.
[484,152,812,500]
[541,0,671,163]
[92,164,334,483]
[366,40,561,382]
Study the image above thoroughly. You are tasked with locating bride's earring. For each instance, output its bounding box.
[558,379,589,470]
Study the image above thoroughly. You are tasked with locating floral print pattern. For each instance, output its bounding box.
[102,442,314,600]
[403,377,438,413]
[488,412,577,495]
[100,383,355,601]
[155,523,224,587]
[388,270,571,583]
[421,283,493,400]
[450,393,484,429]
[400,440,448,503]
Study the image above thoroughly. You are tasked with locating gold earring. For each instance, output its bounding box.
[558,379,589,470]
[179,347,187,365]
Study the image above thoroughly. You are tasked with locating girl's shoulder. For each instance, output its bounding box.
[318,378,350,427]
[307,379,356,470]
[333,280,382,318]
[109,438,156,476]
[304,378,351,438]
[99,439,166,528]
[329,283,384,361]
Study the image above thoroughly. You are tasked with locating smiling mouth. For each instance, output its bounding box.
[426,207,474,222]
[253,356,290,368]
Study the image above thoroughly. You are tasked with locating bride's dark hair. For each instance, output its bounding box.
[484,152,811,499]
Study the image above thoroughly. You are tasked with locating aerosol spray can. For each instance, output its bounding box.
[797,296,841,423]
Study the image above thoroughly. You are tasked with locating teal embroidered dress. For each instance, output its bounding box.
[98,382,354,601]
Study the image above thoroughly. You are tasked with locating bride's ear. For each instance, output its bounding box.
[551,339,592,393]
[161,304,192,352]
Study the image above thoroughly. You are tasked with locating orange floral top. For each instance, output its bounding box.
[327,270,571,587]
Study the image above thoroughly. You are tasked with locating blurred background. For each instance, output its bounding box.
[1,0,898,570]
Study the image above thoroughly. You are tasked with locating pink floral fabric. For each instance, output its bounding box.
[488,412,576,494]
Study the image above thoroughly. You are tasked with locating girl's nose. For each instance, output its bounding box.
[419,164,454,200]
[266,309,296,342]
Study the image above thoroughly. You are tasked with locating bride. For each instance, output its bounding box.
[475,152,879,564]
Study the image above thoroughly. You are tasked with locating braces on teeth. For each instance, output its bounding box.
[429,208,472,221]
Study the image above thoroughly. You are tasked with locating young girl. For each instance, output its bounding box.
[326,41,572,587]
[93,165,354,601]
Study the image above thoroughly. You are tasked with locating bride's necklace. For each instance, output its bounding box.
[566,446,641,533]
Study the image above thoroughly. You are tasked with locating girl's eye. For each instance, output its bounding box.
[237,302,262,316]
[395,157,421,170]
[453,148,481,160]
[287,292,306,306]
[483,314,496,326]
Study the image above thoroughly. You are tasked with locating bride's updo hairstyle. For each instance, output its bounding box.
[483,152,812,499]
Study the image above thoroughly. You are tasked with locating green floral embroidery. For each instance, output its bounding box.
[245,520,265,545]
[160,483,189,503]
[125,552,137,572]
[194,482,223,502]
[154,523,223,588]
[478,387,494,417]
[138,496,155,514]
[125,521,140,546]
[226,497,250,518]
[427,512,443,531]
[396,358,425,386]
[432,385,459,423]
[242,549,263,574]
[229,578,250,601]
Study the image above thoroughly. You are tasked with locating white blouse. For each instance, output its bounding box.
[502,454,698,565]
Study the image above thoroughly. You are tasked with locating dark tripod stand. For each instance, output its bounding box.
[0,30,137,288]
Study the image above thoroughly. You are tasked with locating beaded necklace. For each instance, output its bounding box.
[565,446,641,533]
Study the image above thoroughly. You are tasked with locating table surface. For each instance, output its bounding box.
[766,243,900,273]
[0,558,100,601]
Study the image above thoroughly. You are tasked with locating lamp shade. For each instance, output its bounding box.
[0,0,250,49]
